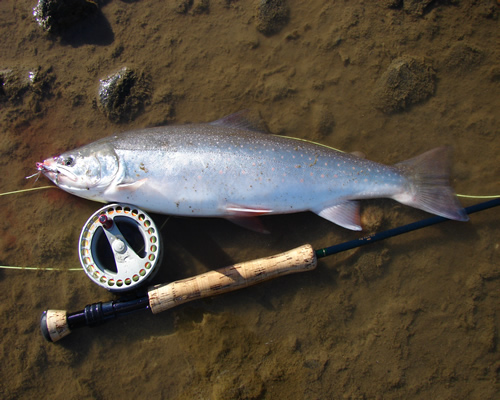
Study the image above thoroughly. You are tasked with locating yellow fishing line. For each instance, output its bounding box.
[457,194,500,199]
[0,266,82,271]
[0,186,57,196]
[273,134,345,152]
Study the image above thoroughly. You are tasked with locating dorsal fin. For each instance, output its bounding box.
[210,110,268,132]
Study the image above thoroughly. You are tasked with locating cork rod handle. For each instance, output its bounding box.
[148,244,317,314]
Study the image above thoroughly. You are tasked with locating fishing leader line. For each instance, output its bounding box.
[0,186,56,196]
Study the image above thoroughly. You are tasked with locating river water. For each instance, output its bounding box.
[0,1,498,399]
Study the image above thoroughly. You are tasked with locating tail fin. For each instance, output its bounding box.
[393,147,469,221]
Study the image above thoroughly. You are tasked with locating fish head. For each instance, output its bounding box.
[37,143,119,198]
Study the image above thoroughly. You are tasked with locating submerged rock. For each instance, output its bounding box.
[256,0,290,36]
[0,67,38,104]
[33,0,102,33]
[1,66,55,108]
[372,56,435,114]
[97,67,150,123]
[0,65,56,122]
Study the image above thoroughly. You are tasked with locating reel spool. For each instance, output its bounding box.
[79,204,162,292]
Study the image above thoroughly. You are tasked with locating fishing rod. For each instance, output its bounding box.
[41,198,500,343]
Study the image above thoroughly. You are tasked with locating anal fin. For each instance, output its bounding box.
[314,201,362,231]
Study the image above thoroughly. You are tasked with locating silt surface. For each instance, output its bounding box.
[0,1,499,399]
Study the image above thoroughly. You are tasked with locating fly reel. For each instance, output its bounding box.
[79,204,162,292]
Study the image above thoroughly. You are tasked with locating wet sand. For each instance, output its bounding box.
[0,1,499,399]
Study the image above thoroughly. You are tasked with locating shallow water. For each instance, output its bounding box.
[0,1,499,399]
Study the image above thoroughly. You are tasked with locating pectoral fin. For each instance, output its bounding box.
[313,201,362,231]
[116,178,148,191]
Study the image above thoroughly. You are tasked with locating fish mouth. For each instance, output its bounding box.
[35,159,78,184]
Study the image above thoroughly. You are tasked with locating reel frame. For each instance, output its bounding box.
[78,204,162,292]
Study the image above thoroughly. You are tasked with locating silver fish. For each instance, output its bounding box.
[36,114,468,230]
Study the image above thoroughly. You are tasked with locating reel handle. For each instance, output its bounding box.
[41,244,316,342]
[148,244,317,313]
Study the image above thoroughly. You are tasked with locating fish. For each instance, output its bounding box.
[35,113,468,231]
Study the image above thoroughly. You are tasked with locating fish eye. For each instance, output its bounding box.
[62,156,75,167]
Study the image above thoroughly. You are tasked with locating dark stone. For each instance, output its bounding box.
[0,67,37,104]
[97,67,150,123]
[373,56,436,114]
[0,66,55,106]
[33,0,103,34]
[256,0,290,36]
